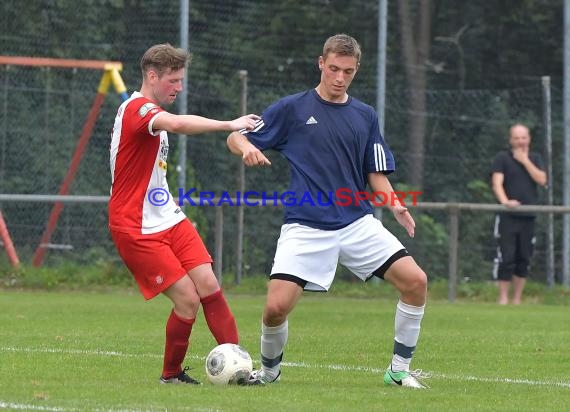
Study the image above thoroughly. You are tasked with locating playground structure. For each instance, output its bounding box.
[0,56,129,267]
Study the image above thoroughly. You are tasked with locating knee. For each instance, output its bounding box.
[499,262,515,277]
[199,276,221,296]
[413,270,428,296]
[175,290,201,318]
[401,269,428,302]
[263,301,289,326]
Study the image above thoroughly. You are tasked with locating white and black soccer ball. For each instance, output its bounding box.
[205,343,253,385]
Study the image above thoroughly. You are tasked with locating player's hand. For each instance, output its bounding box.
[242,147,271,167]
[503,199,521,209]
[229,114,260,131]
[392,205,415,238]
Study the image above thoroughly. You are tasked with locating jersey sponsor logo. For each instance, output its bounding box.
[138,102,158,117]
[158,140,169,168]
[305,116,318,125]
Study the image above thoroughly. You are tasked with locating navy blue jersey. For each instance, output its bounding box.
[243,89,395,230]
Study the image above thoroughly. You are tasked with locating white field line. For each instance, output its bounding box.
[2,346,570,391]
[0,402,69,411]
[0,402,194,412]
[0,346,162,359]
[0,400,213,412]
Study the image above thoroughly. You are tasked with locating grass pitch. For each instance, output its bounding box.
[1,290,569,411]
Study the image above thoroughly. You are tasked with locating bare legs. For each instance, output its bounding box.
[497,280,510,305]
[498,275,526,305]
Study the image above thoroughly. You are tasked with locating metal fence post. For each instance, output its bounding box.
[448,205,459,302]
[236,70,248,285]
[214,206,224,284]
[542,76,555,287]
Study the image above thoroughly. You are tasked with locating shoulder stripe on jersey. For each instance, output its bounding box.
[240,119,265,134]
[252,119,265,132]
[374,143,387,171]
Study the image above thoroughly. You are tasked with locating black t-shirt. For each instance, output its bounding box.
[491,150,544,217]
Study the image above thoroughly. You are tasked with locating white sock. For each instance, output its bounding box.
[391,300,424,372]
[260,319,288,379]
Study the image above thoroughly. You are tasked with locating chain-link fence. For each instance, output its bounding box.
[0,1,564,284]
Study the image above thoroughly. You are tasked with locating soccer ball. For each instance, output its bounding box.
[205,343,253,385]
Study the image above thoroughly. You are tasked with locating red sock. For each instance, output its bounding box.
[201,289,238,344]
[162,310,195,379]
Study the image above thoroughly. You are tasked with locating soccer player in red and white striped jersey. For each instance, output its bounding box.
[109,43,259,385]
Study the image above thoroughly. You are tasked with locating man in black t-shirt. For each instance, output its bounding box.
[491,123,547,305]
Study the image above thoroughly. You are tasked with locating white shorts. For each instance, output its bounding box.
[270,214,407,292]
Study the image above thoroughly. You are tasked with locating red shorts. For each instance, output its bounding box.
[110,219,213,300]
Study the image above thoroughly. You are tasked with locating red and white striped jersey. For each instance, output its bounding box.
[109,92,185,234]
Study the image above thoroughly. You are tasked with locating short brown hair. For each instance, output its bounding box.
[140,43,191,78]
[322,34,361,62]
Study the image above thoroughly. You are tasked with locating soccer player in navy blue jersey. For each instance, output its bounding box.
[227,34,428,388]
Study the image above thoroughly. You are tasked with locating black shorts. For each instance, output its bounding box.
[494,214,536,280]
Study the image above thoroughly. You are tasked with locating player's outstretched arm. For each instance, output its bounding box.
[227,131,271,167]
[153,112,260,135]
